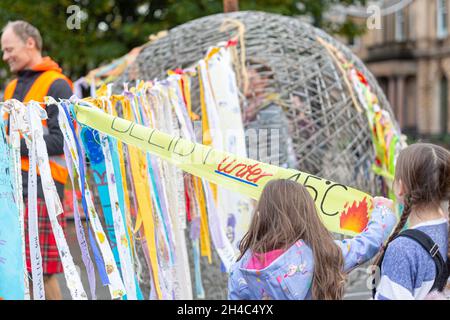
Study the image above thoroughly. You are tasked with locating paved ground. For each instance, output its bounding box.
[343,268,373,300]
[57,220,372,300]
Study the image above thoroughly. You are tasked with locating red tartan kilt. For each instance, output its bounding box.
[24,198,67,275]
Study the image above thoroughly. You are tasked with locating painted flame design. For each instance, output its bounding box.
[340,197,370,233]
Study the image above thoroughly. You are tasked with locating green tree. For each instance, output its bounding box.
[0,0,367,85]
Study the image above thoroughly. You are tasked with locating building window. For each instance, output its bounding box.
[440,75,448,134]
[395,10,406,42]
[437,0,448,39]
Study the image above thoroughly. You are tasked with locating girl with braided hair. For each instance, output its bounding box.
[374,143,450,300]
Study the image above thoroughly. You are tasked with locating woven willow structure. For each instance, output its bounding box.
[115,10,399,195]
[113,11,400,299]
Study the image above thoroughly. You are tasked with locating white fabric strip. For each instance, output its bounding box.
[55,99,126,299]
[28,101,87,300]
[205,48,254,253]
[3,101,31,300]
[99,131,137,299]
[26,104,45,300]
[163,83,194,296]
[198,56,241,270]
[148,84,193,299]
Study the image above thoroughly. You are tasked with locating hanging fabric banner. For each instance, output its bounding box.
[151,81,194,299]
[65,144,97,300]
[0,120,25,300]
[316,36,405,201]
[2,101,30,299]
[80,127,122,272]
[100,131,138,300]
[4,99,46,300]
[56,100,126,300]
[200,47,254,252]
[118,96,163,299]
[165,73,205,298]
[198,57,239,270]
[103,93,144,300]
[26,102,46,300]
[27,102,87,300]
[73,103,374,240]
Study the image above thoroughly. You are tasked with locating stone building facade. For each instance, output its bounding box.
[352,0,450,137]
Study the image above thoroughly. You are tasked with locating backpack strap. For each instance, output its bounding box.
[372,229,449,299]
[398,229,448,292]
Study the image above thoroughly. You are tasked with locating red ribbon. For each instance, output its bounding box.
[226,39,238,48]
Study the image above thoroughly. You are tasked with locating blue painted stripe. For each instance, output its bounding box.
[214,170,258,187]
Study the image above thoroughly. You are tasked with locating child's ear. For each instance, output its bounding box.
[394,179,405,202]
[397,179,405,197]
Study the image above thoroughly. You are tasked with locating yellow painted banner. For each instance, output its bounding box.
[74,104,373,237]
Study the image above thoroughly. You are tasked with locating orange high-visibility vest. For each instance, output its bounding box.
[3,70,72,184]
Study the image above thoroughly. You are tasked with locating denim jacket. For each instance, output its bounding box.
[228,205,396,300]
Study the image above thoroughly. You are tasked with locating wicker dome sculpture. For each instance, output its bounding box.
[114,10,400,197]
[111,10,402,299]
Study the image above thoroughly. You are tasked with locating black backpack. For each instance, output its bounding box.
[372,229,449,299]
